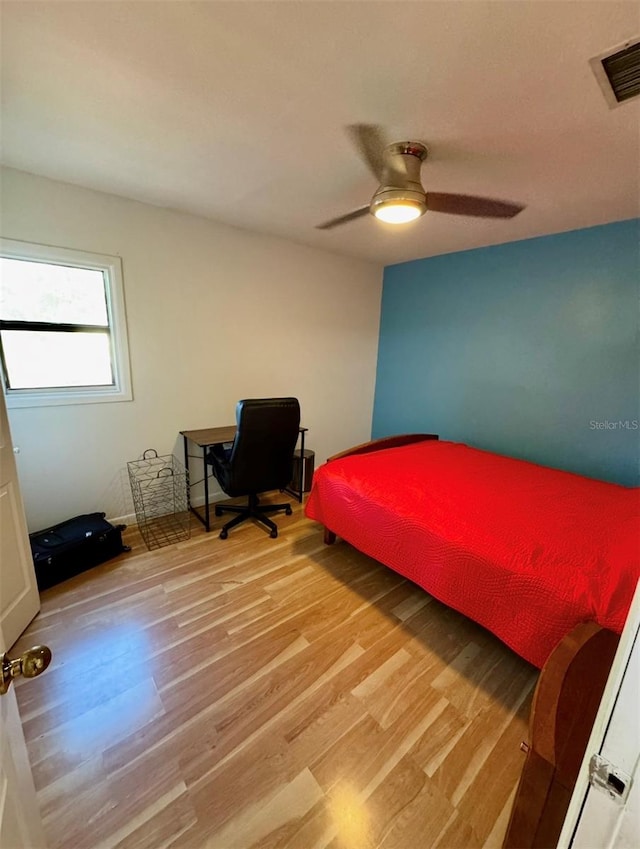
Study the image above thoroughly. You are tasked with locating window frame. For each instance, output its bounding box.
[0,238,133,408]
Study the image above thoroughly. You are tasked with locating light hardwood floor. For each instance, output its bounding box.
[13,497,538,849]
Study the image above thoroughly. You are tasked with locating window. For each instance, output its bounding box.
[0,239,132,407]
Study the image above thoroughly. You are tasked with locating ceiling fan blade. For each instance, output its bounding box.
[345,124,386,181]
[316,205,371,230]
[427,193,525,218]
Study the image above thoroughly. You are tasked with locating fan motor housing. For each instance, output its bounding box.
[382,143,428,185]
[371,141,428,216]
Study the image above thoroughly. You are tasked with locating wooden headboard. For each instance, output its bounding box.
[328,433,438,463]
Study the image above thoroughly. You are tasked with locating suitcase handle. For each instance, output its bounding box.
[35,533,66,549]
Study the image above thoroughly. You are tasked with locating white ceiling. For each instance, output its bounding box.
[1,1,639,266]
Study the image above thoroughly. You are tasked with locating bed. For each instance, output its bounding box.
[304,434,639,667]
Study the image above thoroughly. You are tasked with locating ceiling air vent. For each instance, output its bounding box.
[590,39,640,108]
[602,42,640,101]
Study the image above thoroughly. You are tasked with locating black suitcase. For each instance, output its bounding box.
[29,512,130,591]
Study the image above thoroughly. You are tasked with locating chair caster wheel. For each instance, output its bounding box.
[214,506,223,517]
[285,505,292,516]
[270,529,278,539]
[219,529,228,540]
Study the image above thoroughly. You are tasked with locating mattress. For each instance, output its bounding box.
[305,440,639,667]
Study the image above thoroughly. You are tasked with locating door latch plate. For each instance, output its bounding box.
[589,753,632,804]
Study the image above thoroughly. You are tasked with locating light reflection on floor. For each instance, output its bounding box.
[329,781,373,848]
[54,625,162,756]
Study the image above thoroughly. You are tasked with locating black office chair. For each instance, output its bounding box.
[206,397,301,539]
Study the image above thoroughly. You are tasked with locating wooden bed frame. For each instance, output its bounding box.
[322,433,439,545]
[503,622,619,848]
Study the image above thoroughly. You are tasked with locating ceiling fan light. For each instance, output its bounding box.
[374,201,424,224]
[370,186,426,225]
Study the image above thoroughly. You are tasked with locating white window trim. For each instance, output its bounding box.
[0,238,133,408]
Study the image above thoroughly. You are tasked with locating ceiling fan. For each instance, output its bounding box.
[316,124,525,230]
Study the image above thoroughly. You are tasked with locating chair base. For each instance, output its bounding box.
[215,493,292,539]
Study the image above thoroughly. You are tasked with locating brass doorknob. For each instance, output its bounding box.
[0,645,52,695]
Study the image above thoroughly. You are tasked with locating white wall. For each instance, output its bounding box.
[0,167,383,531]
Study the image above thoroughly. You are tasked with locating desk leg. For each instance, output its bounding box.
[203,446,210,532]
[183,436,191,511]
[183,436,212,532]
[297,430,305,503]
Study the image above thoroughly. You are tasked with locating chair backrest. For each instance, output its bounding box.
[224,397,301,496]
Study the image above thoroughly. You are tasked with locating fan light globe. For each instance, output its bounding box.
[370,185,427,224]
[373,202,423,224]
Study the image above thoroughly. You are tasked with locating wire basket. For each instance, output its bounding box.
[127,449,190,550]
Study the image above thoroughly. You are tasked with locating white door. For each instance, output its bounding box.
[559,579,640,848]
[0,385,47,848]
[0,387,40,650]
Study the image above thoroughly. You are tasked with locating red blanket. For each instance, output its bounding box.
[305,440,639,667]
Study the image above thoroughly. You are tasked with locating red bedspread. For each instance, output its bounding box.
[305,440,639,667]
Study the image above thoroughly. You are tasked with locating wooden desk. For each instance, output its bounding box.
[180,425,308,532]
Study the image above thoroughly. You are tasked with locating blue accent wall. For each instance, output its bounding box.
[372,219,640,486]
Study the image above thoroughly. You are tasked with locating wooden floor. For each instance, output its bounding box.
[14,497,538,849]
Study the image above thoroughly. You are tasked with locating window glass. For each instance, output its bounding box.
[0,258,109,325]
[1,330,113,389]
[0,239,132,407]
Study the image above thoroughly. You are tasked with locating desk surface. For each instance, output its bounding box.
[181,424,308,448]
[181,425,237,446]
